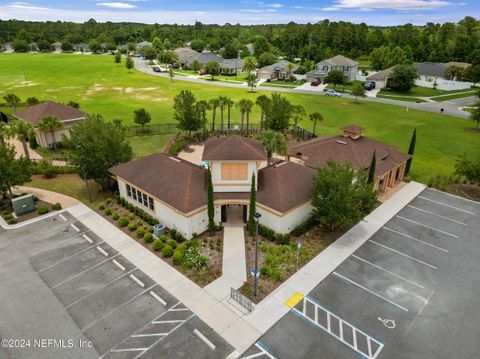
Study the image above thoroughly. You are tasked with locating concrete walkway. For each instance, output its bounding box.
[205,227,247,301]
[13,185,80,208]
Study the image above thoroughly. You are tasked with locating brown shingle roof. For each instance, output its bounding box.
[343,125,365,134]
[288,133,410,177]
[202,136,267,161]
[110,153,207,214]
[13,101,86,126]
[257,161,314,212]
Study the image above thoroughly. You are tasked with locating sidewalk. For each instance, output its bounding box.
[13,185,80,208]
[205,227,247,301]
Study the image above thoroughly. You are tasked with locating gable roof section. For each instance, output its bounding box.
[110,153,207,214]
[13,101,86,126]
[288,133,410,177]
[257,162,314,212]
[415,62,447,78]
[202,136,267,161]
[320,55,358,67]
[366,66,396,81]
[258,60,298,73]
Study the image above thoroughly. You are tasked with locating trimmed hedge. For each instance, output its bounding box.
[104,208,112,215]
[153,239,163,251]
[167,239,177,249]
[258,224,290,245]
[174,231,183,242]
[118,217,129,227]
[52,202,62,210]
[292,216,318,237]
[7,218,17,224]
[136,228,145,238]
[162,245,174,258]
[3,213,13,220]
[112,213,119,220]
[128,223,137,231]
[172,244,185,265]
[144,232,153,244]
[37,207,49,215]
[115,196,159,225]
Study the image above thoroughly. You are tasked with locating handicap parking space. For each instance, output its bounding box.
[1,212,235,359]
[244,188,480,359]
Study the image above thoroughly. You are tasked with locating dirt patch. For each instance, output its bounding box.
[467,127,480,133]
[10,81,39,88]
[446,183,480,202]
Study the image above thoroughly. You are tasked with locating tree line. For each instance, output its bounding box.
[2,17,480,64]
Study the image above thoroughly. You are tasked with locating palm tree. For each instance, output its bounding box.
[195,100,211,131]
[224,98,235,129]
[38,115,63,151]
[243,56,257,74]
[259,130,288,165]
[218,96,228,131]
[244,99,254,131]
[286,62,295,78]
[291,104,306,128]
[209,98,220,131]
[3,93,21,113]
[309,112,324,135]
[12,120,33,160]
[255,95,270,130]
[236,99,247,131]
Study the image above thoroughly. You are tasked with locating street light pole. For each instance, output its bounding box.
[254,211,261,299]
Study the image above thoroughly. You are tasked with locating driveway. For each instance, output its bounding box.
[242,188,480,359]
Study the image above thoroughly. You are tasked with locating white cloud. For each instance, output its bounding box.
[326,0,451,11]
[241,8,277,12]
[261,3,283,8]
[7,2,49,10]
[96,2,137,9]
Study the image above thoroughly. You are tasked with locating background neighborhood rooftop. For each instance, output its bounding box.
[12,101,86,126]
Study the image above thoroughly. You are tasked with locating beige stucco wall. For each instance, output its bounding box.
[211,160,258,192]
[35,119,83,148]
[257,201,313,234]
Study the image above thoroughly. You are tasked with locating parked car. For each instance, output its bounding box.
[152,66,161,73]
[311,78,321,86]
[198,71,207,76]
[364,81,376,90]
[325,89,341,97]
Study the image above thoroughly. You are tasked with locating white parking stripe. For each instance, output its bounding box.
[82,234,93,244]
[38,242,103,273]
[112,259,125,271]
[150,291,167,306]
[129,274,145,288]
[383,227,449,253]
[417,195,475,215]
[352,254,425,289]
[70,224,80,232]
[96,246,109,257]
[332,271,409,312]
[59,214,67,222]
[407,205,467,225]
[131,333,168,338]
[369,240,438,269]
[110,348,148,352]
[193,329,216,350]
[396,215,459,238]
[254,343,276,359]
[152,320,184,324]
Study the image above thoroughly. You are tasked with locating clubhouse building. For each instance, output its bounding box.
[110,127,410,239]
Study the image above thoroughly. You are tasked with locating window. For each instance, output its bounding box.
[221,163,248,180]
[125,183,155,211]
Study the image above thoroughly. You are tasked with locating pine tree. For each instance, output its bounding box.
[405,128,416,176]
[247,173,256,234]
[367,150,376,185]
[207,168,215,232]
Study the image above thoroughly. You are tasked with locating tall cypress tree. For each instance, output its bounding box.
[207,168,215,231]
[405,128,416,176]
[367,150,376,185]
[247,173,256,235]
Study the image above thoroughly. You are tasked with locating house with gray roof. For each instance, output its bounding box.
[256,60,299,81]
[135,41,152,50]
[307,55,358,82]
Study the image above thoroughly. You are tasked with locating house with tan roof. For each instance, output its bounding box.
[256,60,299,81]
[110,136,314,239]
[307,55,359,82]
[288,125,410,193]
[12,101,86,148]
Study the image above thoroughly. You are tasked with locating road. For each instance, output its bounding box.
[135,58,475,119]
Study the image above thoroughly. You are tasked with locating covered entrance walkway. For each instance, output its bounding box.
[221,204,247,227]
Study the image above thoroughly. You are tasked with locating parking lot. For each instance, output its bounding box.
[0,212,233,359]
[242,188,480,359]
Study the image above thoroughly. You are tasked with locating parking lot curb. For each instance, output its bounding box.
[0,209,67,230]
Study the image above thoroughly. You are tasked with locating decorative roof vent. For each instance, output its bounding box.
[342,125,365,140]
[336,140,347,145]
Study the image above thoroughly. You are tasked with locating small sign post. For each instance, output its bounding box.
[297,239,302,267]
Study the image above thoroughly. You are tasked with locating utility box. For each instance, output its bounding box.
[153,224,165,238]
[12,194,35,216]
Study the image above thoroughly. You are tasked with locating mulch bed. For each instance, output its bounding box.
[446,183,480,202]
[1,197,58,224]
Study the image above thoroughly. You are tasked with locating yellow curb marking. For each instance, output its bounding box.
[285,291,304,308]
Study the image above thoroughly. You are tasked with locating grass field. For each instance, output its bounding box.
[1,54,479,183]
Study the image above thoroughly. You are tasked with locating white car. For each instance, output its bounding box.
[325,89,341,97]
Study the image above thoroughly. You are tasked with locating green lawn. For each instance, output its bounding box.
[260,81,299,88]
[432,92,478,102]
[128,134,172,158]
[1,54,479,183]
[376,94,427,103]
[380,86,477,98]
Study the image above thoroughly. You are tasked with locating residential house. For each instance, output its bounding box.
[306,55,359,82]
[110,136,314,239]
[288,125,410,193]
[220,58,244,74]
[366,66,396,89]
[414,62,473,90]
[136,41,152,51]
[74,43,89,52]
[51,42,62,52]
[174,48,243,73]
[174,47,199,66]
[256,60,299,81]
[12,102,86,148]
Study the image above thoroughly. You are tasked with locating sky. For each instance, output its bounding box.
[0,0,476,26]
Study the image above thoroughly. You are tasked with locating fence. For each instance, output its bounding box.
[126,123,178,137]
[230,287,255,313]
[292,124,317,141]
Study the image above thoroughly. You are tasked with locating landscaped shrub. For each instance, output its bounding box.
[37,207,49,215]
[118,217,129,227]
[172,244,186,265]
[104,208,112,215]
[169,138,188,156]
[105,198,112,205]
[128,213,135,220]
[52,202,62,210]
[128,223,137,231]
[3,213,13,220]
[152,239,164,251]
[112,213,119,220]
[170,228,177,237]
[174,231,183,242]
[258,224,276,242]
[159,235,167,242]
[99,204,105,210]
[136,228,145,238]
[275,233,291,245]
[182,240,208,270]
[7,218,17,224]
[162,245,174,258]
[144,232,153,244]
[292,216,318,237]
[167,239,177,249]
[146,226,153,233]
